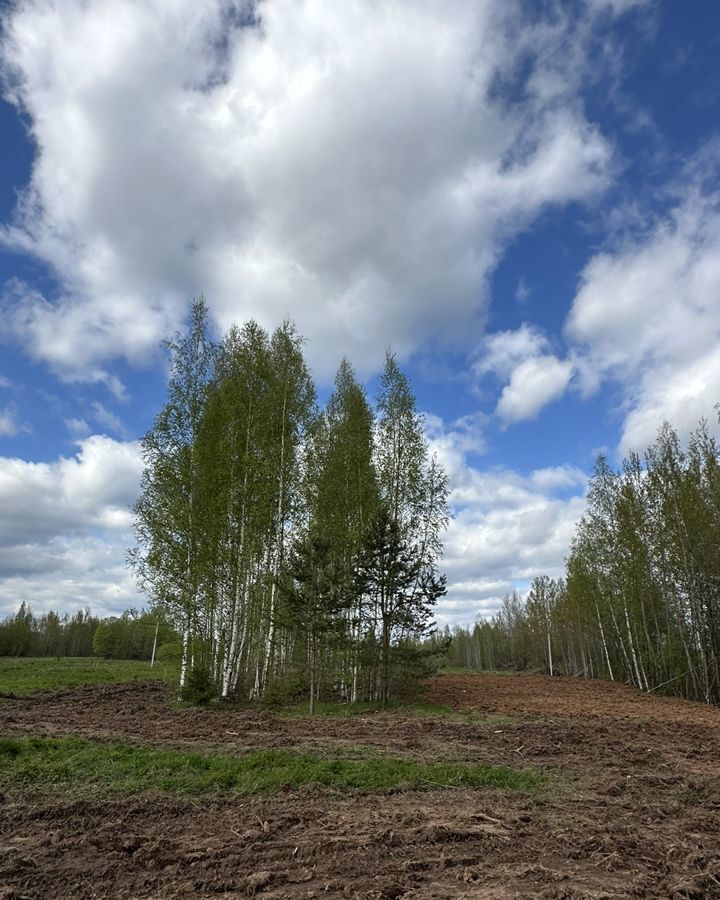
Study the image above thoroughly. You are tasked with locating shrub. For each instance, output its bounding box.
[180,665,216,706]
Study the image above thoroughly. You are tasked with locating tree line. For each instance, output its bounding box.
[0,603,177,661]
[445,413,720,704]
[132,299,449,706]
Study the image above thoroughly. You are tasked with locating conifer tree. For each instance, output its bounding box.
[355,505,446,704]
[280,533,351,713]
[310,359,379,699]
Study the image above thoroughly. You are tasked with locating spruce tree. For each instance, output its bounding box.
[280,533,351,712]
[310,359,379,699]
[355,505,446,704]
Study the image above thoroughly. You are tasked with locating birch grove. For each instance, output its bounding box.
[444,411,720,705]
[133,302,448,704]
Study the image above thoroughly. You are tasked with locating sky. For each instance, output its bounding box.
[1,0,719,626]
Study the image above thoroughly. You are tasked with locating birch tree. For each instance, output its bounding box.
[132,297,216,688]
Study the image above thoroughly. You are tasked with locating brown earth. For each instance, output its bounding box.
[1,673,720,899]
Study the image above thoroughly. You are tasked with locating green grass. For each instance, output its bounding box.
[0,735,543,797]
[0,657,178,695]
[276,699,458,718]
[275,701,520,727]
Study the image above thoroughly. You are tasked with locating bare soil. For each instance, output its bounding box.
[1,673,720,899]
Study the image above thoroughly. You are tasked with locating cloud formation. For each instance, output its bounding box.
[496,355,574,423]
[567,156,720,453]
[0,436,143,616]
[475,324,574,423]
[0,0,617,381]
[427,415,586,624]
[0,407,19,437]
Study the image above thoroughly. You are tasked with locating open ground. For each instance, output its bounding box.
[1,669,720,899]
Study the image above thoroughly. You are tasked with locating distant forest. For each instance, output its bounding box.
[0,604,177,661]
[132,299,449,707]
[445,413,720,705]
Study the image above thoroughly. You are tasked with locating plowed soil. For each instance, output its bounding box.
[2,673,720,899]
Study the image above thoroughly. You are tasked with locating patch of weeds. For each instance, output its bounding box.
[0,736,544,797]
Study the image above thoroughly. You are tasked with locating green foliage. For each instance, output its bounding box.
[278,532,352,713]
[0,657,178,695]
[180,665,216,706]
[156,640,183,662]
[131,306,449,706]
[131,296,217,685]
[0,736,543,797]
[355,505,446,704]
[257,668,307,708]
[445,411,720,706]
[92,610,176,660]
[0,605,100,658]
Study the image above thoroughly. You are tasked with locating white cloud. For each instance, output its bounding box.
[587,0,653,14]
[65,417,91,438]
[0,436,143,617]
[567,162,720,453]
[0,536,140,619]
[474,323,574,423]
[0,376,11,388]
[515,277,530,304]
[0,0,617,382]
[474,323,549,380]
[496,355,574,423]
[427,418,587,625]
[0,435,141,542]
[0,407,19,437]
[91,401,127,437]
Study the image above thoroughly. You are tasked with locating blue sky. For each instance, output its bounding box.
[1,0,719,624]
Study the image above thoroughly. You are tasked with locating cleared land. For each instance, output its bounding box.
[1,670,719,898]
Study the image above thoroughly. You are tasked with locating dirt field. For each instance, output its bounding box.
[2,673,720,899]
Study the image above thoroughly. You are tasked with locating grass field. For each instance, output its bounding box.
[0,656,178,694]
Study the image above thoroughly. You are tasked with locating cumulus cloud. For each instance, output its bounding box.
[0,535,140,619]
[0,0,617,382]
[496,355,574,423]
[65,417,91,438]
[474,323,574,423]
[0,436,143,617]
[567,158,720,453]
[474,323,550,380]
[427,417,587,624]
